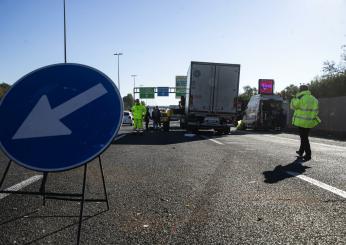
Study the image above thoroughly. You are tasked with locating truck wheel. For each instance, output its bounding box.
[163,122,169,131]
[192,127,199,134]
[225,127,231,134]
[215,129,223,135]
[187,126,198,133]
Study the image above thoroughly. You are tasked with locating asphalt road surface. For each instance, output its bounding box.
[1,123,346,244]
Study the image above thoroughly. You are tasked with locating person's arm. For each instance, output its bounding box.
[290,97,300,110]
[314,98,321,123]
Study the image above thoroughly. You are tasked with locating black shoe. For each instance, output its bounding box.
[303,155,311,161]
[296,151,303,157]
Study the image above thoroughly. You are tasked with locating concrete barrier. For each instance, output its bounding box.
[285,96,346,138]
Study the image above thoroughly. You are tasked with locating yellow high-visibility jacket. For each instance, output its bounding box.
[131,104,146,120]
[290,90,321,128]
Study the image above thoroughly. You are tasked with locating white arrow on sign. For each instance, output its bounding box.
[12,83,108,140]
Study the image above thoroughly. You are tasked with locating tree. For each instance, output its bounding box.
[308,45,346,98]
[238,85,258,101]
[309,74,346,98]
[278,84,299,100]
[122,93,134,110]
[236,86,258,111]
[340,44,346,72]
[0,83,11,99]
[322,45,346,77]
[322,60,340,76]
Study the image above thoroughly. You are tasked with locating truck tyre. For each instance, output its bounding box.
[215,129,223,135]
[187,125,198,134]
[163,122,170,131]
[180,120,186,129]
[225,127,231,134]
[192,127,199,134]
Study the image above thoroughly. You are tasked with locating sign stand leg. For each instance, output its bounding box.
[39,172,48,206]
[98,155,109,210]
[0,160,12,189]
[76,164,87,245]
[0,156,109,245]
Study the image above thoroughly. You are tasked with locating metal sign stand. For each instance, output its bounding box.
[0,155,109,245]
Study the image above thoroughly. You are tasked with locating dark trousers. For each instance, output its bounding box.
[145,119,149,130]
[298,127,311,157]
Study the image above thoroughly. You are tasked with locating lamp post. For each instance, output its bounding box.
[63,0,67,63]
[114,52,123,92]
[131,74,137,100]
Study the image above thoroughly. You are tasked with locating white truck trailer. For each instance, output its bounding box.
[180,61,240,133]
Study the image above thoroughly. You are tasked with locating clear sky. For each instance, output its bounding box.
[1,0,345,105]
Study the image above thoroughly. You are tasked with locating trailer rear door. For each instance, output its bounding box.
[212,64,240,114]
[189,63,215,112]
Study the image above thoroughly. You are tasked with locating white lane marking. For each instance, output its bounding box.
[242,134,346,151]
[200,135,224,145]
[260,134,346,151]
[286,171,346,199]
[113,134,127,141]
[0,175,43,200]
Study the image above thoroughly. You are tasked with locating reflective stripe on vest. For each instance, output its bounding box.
[294,115,316,121]
[299,108,318,112]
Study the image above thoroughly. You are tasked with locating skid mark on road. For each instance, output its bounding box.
[0,175,43,200]
[286,171,346,199]
[200,135,224,145]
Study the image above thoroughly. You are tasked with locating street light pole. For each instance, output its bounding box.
[114,52,123,92]
[131,74,137,100]
[63,0,67,63]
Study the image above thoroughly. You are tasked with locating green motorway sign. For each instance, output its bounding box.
[176,76,187,98]
[139,87,155,99]
[176,87,186,97]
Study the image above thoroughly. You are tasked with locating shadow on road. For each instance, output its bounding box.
[113,127,210,145]
[112,130,205,145]
[230,129,283,136]
[115,126,288,146]
[23,209,108,245]
[0,209,39,226]
[262,159,311,184]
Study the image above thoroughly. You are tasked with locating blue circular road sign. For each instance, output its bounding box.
[0,63,123,172]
